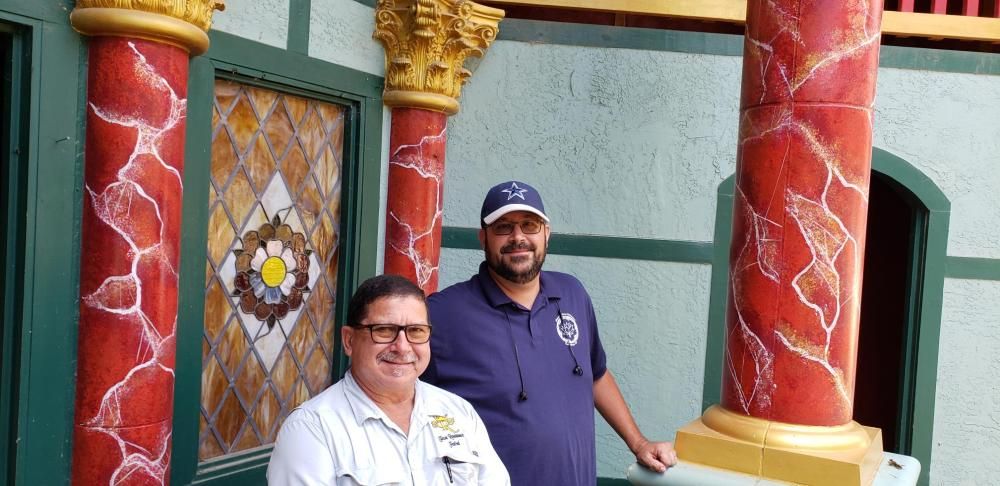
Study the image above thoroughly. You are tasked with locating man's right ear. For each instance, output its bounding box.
[478,228,486,250]
[341,326,354,357]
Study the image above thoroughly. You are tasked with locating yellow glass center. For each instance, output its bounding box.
[260,256,287,287]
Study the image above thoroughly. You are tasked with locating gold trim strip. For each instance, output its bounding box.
[882,11,1000,42]
[70,8,210,55]
[383,90,461,115]
[485,0,1000,43]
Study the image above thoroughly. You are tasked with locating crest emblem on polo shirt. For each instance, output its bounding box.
[556,313,579,346]
[430,415,458,433]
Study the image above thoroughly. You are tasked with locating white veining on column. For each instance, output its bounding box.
[387,127,447,288]
[82,41,184,485]
[730,100,870,413]
[726,186,779,413]
[744,0,881,100]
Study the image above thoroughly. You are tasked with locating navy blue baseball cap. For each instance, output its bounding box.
[480,180,550,225]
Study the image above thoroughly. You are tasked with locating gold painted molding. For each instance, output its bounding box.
[373,0,505,115]
[71,0,226,55]
[485,0,1000,43]
[674,405,884,486]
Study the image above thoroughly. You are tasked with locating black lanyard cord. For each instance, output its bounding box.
[502,307,529,401]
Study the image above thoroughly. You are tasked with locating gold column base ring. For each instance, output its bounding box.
[675,405,884,486]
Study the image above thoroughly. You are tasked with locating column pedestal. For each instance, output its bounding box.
[670,406,882,485]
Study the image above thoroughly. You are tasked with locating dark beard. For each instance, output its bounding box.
[486,240,546,284]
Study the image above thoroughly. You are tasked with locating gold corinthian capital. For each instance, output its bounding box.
[373,0,504,115]
[71,0,227,56]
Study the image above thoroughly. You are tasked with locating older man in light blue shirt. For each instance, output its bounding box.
[268,275,509,485]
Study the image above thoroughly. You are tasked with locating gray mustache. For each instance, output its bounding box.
[378,351,417,363]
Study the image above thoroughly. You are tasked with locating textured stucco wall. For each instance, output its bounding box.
[445,36,1000,482]
[447,41,743,242]
[874,68,1000,260]
[438,249,711,479]
[210,0,289,49]
[932,278,1000,485]
[310,0,385,76]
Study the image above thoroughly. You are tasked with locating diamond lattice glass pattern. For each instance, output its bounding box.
[199,79,345,460]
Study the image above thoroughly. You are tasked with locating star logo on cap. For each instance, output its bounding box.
[501,182,528,201]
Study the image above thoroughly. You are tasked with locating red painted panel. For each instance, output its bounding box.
[932,0,949,14]
[963,0,980,16]
[899,0,916,12]
[383,107,448,294]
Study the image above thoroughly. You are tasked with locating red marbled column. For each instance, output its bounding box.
[721,0,883,427]
[384,107,448,294]
[72,37,187,485]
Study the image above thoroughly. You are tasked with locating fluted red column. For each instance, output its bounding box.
[71,36,188,485]
[384,108,448,292]
[721,0,883,426]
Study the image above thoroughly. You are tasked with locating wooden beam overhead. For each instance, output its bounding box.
[485,0,1000,42]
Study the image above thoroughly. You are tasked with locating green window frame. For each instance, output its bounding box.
[0,4,86,485]
[171,30,384,485]
[702,147,950,486]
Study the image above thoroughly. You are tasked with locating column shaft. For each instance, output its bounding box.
[383,107,448,294]
[72,36,188,485]
[721,0,883,426]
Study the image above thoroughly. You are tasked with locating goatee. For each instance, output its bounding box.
[487,240,545,284]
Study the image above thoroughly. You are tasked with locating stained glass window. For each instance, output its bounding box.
[200,79,344,460]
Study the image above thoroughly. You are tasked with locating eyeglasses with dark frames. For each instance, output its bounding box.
[352,324,433,344]
[489,219,544,235]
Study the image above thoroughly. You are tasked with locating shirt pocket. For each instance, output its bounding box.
[440,449,485,485]
[336,464,405,486]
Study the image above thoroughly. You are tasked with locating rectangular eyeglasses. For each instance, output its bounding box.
[354,324,432,344]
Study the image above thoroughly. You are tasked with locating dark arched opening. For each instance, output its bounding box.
[854,172,924,454]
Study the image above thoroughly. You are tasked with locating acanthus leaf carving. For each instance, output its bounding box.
[373,0,504,114]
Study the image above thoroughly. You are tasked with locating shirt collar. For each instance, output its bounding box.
[476,261,562,309]
[343,369,426,428]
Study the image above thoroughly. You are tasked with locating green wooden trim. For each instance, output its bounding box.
[352,0,377,7]
[171,54,216,486]
[0,25,23,486]
[597,477,632,486]
[0,1,75,24]
[172,31,384,485]
[0,13,85,486]
[442,226,713,263]
[701,176,733,411]
[287,0,311,55]
[207,31,383,100]
[944,256,1000,280]
[880,44,1000,75]
[495,18,1000,76]
[499,18,745,56]
[911,210,949,486]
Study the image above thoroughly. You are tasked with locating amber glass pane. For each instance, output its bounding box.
[200,79,346,460]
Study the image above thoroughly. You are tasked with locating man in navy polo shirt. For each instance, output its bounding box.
[423,180,677,485]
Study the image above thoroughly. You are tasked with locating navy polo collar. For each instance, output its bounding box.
[475,261,562,309]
